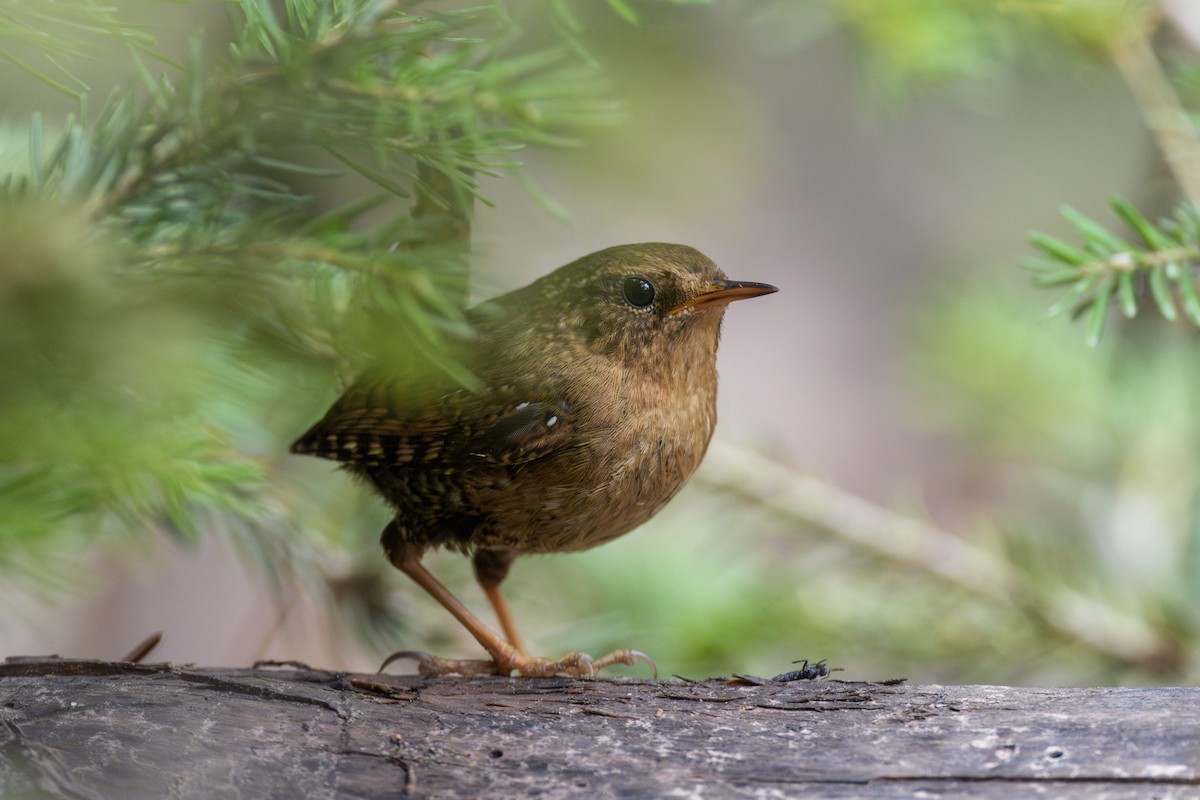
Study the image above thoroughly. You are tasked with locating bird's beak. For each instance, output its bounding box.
[668,279,778,315]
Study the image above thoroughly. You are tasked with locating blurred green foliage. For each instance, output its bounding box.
[910,285,1200,680]
[0,0,156,97]
[831,0,1200,346]
[754,0,1148,101]
[0,0,620,629]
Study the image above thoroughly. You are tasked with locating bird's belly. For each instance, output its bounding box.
[480,417,713,554]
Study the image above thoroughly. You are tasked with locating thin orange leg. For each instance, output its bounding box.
[473,549,526,654]
[379,538,655,678]
[481,581,526,656]
[387,547,519,673]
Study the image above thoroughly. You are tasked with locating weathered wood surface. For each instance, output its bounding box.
[1,658,1198,799]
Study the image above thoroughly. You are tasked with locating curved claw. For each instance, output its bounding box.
[591,649,657,679]
[378,650,431,674]
[378,650,500,676]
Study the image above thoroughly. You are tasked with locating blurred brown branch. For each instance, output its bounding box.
[699,441,1185,674]
[1110,7,1200,208]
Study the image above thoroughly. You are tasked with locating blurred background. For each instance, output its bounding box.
[3,0,1198,686]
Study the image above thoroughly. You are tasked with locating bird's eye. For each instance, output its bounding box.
[621,276,655,308]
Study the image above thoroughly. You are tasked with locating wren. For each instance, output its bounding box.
[291,242,777,676]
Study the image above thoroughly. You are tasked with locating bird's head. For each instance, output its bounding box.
[489,243,777,361]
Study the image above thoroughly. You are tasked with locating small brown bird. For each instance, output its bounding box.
[291,243,776,676]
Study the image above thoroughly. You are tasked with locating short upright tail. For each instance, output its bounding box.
[289,425,342,460]
[291,424,407,468]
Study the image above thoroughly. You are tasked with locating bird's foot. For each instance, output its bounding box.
[379,648,656,678]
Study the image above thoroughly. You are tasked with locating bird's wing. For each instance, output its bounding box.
[290,375,575,468]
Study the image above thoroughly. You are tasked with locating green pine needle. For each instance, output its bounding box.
[1085,275,1114,346]
[1149,265,1179,321]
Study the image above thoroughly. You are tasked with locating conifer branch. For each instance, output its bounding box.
[1016,2,1200,342]
[0,0,620,599]
[1023,199,1200,343]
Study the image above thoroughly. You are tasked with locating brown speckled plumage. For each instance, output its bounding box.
[291,242,776,676]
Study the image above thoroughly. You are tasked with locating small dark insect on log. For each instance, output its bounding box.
[772,659,842,683]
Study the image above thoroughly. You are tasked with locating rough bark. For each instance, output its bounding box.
[1,657,1198,799]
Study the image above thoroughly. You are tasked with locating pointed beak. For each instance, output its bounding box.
[668,279,778,315]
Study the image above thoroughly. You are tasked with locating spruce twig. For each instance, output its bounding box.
[0,0,618,603]
[1023,200,1200,342]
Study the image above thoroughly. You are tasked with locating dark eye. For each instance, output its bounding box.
[621,276,655,308]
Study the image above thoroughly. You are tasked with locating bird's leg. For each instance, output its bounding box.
[473,549,526,655]
[382,536,518,676]
[380,527,656,678]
